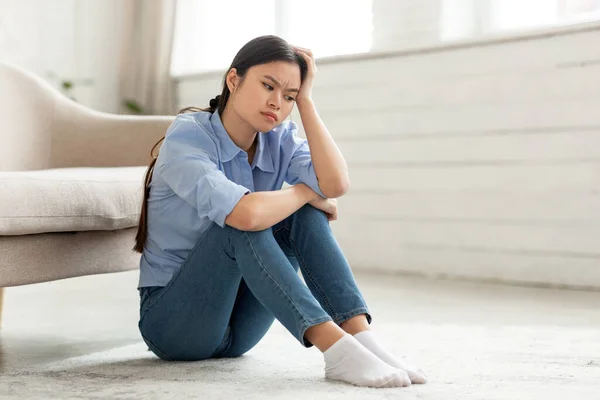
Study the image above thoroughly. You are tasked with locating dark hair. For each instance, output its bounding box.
[133,35,308,253]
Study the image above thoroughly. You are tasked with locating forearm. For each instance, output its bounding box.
[230,184,318,231]
[296,98,350,198]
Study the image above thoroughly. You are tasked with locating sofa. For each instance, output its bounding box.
[0,62,175,326]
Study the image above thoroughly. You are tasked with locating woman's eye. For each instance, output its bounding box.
[285,96,295,102]
[263,83,274,90]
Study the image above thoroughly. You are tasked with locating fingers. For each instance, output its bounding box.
[326,206,338,222]
[295,49,314,68]
[293,46,315,64]
[297,51,312,65]
[293,46,313,57]
[292,46,317,80]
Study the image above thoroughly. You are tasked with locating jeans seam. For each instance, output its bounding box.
[209,326,232,358]
[272,225,287,237]
[288,234,338,321]
[235,283,248,302]
[242,231,315,339]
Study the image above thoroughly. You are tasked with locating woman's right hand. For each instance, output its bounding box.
[308,197,338,221]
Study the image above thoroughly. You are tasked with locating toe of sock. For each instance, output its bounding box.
[377,371,411,388]
[409,369,428,384]
[399,373,412,387]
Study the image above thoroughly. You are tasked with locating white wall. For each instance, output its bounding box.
[0,0,76,81]
[372,0,443,51]
[0,0,123,113]
[175,23,600,290]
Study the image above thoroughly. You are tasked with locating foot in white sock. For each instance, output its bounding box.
[323,334,411,388]
[354,330,428,384]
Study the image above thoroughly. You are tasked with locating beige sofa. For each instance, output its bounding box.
[0,62,175,326]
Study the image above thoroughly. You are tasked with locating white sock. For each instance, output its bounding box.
[323,334,411,388]
[354,330,427,384]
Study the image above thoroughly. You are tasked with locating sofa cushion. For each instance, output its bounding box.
[0,167,148,235]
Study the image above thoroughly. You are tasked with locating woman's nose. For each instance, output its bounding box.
[269,94,281,109]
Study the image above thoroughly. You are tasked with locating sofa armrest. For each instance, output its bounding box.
[0,62,176,170]
[51,109,175,168]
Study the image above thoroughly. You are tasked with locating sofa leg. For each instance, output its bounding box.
[0,288,4,328]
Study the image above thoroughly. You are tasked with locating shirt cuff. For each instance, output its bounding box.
[300,166,326,198]
[208,182,250,227]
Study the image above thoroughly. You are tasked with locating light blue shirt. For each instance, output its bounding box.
[138,110,324,288]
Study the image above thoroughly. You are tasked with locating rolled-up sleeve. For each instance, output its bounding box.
[157,116,249,227]
[284,126,326,198]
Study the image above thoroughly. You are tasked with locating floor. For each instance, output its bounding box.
[1,271,599,399]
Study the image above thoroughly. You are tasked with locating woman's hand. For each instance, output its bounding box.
[308,197,338,222]
[292,46,316,103]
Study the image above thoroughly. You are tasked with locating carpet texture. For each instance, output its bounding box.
[1,320,598,400]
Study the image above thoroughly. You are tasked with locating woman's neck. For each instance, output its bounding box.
[220,106,257,152]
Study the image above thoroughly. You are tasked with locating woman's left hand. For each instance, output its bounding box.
[308,197,338,222]
[293,46,316,103]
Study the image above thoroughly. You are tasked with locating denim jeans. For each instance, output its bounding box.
[138,204,372,361]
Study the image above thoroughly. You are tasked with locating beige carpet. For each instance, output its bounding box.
[1,271,599,399]
[2,320,599,399]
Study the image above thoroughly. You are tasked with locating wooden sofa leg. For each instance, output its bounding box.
[0,288,4,328]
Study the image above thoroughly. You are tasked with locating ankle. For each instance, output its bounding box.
[340,314,370,335]
[304,321,346,352]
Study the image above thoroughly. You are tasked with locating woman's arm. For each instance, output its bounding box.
[297,98,350,198]
[293,46,350,199]
[225,184,319,231]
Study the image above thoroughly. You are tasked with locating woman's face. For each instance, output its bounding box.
[227,61,301,133]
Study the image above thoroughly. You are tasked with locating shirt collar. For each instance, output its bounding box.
[251,132,275,173]
[210,111,274,173]
[210,111,242,162]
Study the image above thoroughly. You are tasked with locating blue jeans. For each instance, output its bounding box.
[138,204,371,361]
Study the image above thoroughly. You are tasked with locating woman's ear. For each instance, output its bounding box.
[226,68,239,92]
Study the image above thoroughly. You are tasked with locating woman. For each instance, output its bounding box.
[134,35,426,388]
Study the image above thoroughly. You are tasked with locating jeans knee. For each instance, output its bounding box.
[196,223,235,251]
[296,204,327,223]
[232,226,274,242]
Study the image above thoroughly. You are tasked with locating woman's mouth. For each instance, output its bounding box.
[261,112,277,122]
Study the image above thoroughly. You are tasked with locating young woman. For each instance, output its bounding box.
[134,35,426,389]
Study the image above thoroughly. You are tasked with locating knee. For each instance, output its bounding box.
[295,204,328,223]
[230,225,275,242]
[201,223,238,247]
[208,223,271,251]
